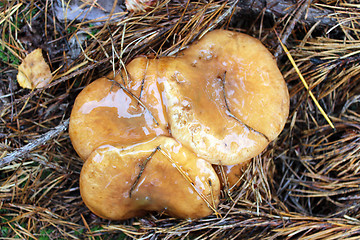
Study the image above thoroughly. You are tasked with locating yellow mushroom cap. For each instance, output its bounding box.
[69,58,169,160]
[160,29,289,165]
[80,136,220,220]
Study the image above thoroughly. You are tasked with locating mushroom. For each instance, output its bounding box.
[160,29,289,165]
[70,29,289,220]
[80,136,220,220]
[69,57,169,160]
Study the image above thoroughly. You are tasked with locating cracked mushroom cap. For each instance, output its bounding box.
[69,57,169,160]
[80,136,220,220]
[159,29,289,165]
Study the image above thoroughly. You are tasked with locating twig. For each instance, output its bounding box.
[200,0,238,37]
[0,58,111,113]
[0,118,70,168]
[274,0,313,59]
[236,0,335,27]
[138,58,150,101]
[129,146,160,198]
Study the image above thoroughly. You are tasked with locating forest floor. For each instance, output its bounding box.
[1,0,359,239]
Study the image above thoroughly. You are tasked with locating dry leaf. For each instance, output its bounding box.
[17,48,52,89]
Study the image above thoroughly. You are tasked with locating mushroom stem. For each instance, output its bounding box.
[220,71,270,142]
[129,145,160,198]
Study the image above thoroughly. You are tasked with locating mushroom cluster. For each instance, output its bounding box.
[69,29,289,220]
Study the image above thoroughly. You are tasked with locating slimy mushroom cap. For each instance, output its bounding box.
[160,30,289,165]
[69,57,169,161]
[80,136,220,220]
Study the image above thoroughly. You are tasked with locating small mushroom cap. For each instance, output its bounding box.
[214,163,248,191]
[160,29,289,165]
[69,58,169,160]
[80,136,220,220]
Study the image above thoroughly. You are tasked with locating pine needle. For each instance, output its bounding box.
[276,32,336,129]
[158,147,221,218]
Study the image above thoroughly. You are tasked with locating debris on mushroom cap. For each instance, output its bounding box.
[160,29,289,165]
[113,57,169,129]
[69,57,169,161]
[17,48,52,89]
[80,136,220,220]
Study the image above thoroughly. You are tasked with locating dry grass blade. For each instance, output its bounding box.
[276,33,335,130]
[0,3,22,28]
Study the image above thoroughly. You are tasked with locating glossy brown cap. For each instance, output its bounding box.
[160,29,289,165]
[80,136,220,220]
[69,57,169,160]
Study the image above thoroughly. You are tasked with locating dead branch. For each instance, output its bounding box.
[0,118,69,168]
[236,0,336,27]
[274,0,313,59]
